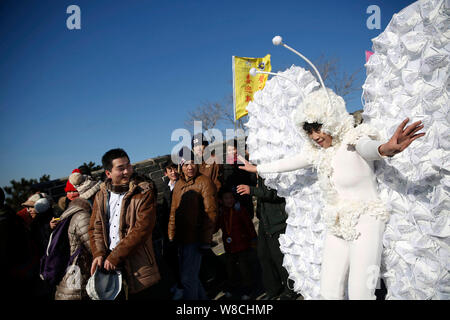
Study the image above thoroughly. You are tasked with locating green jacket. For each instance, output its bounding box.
[250,176,288,235]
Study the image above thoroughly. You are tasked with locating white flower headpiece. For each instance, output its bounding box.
[294,87,355,148]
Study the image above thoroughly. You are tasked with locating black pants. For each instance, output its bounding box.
[257,225,294,297]
[224,249,254,295]
[153,238,179,297]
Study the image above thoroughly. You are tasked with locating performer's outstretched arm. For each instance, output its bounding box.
[238,153,311,174]
[355,118,425,161]
[378,118,425,157]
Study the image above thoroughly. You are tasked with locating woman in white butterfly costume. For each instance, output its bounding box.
[239,0,449,300]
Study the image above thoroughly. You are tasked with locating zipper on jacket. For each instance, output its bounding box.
[143,244,154,266]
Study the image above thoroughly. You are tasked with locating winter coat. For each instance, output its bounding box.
[14,207,52,298]
[216,206,257,254]
[198,162,223,192]
[250,176,288,235]
[16,207,33,229]
[155,181,175,242]
[29,208,54,258]
[0,205,38,297]
[55,198,93,300]
[223,161,257,218]
[89,177,160,294]
[168,173,218,245]
[57,196,69,212]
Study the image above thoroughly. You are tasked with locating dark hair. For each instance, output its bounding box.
[303,122,323,135]
[102,148,130,172]
[163,160,177,172]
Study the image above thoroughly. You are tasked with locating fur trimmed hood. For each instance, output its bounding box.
[293,87,355,148]
[60,197,92,220]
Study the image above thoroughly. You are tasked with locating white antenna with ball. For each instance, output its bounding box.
[272,35,333,110]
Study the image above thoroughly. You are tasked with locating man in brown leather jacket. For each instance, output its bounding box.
[88,148,161,299]
[192,133,223,192]
[168,147,218,300]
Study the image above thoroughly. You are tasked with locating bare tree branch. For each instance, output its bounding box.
[185,102,226,131]
[306,54,362,103]
[185,97,246,132]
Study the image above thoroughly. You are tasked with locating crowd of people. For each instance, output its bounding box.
[0,134,301,301]
[1,113,423,301]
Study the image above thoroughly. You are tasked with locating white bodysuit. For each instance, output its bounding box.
[257,137,384,202]
[257,137,388,299]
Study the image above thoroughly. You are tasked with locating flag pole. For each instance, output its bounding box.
[232,55,237,132]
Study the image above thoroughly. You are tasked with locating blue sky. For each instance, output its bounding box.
[0,0,415,188]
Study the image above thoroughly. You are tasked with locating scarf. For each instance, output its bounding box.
[105,178,130,194]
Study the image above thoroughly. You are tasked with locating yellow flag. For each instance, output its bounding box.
[232,54,271,121]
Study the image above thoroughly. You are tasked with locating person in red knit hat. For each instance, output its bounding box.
[65,169,81,200]
[56,169,81,215]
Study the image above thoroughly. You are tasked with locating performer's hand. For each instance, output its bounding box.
[237,185,250,195]
[237,155,257,173]
[379,118,425,157]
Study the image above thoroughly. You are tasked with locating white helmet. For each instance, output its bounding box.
[86,268,122,300]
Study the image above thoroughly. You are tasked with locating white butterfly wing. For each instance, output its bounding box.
[362,0,450,299]
[245,66,325,299]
